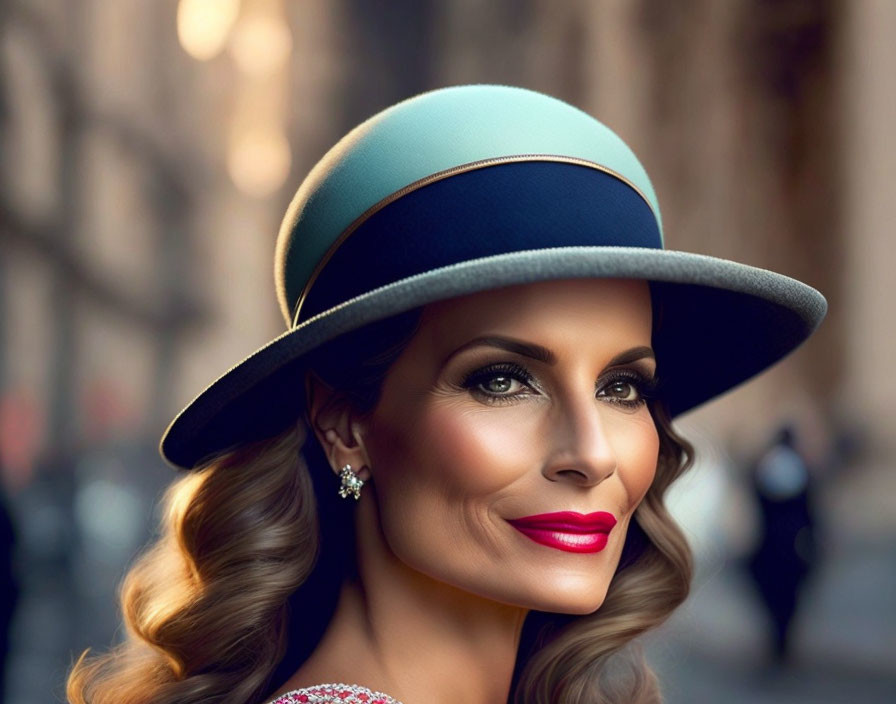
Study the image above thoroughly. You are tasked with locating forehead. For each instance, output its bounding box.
[418,278,653,348]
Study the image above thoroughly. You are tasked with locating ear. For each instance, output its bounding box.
[304,370,372,480]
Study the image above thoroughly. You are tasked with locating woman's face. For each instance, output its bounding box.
[356,278,658,614]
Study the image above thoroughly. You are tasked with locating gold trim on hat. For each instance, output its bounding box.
[292,154,658,326]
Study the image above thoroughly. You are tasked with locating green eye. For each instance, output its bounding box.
[482,376,515,393]
[462,362,535,400]
[605,381,637,401]
[597,370,658,408]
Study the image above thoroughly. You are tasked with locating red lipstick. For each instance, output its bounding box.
[507,511,618,553]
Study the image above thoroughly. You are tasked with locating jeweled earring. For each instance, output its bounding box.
[338,464,364,500]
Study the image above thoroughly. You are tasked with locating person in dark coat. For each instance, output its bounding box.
[748,424,819,664]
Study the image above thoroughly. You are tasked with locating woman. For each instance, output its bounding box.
[67,85,826,704]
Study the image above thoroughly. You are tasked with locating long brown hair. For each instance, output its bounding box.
[68,302,694,704]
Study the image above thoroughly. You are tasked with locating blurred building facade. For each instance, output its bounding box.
[0,1,894,703]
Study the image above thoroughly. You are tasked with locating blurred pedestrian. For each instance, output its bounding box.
[747,424,819,665]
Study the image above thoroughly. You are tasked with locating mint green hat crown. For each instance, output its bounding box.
[275,84,663,326]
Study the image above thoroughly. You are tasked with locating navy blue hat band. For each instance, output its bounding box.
[297,160,662,325]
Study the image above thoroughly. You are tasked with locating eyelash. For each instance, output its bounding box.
[460,363,658,408]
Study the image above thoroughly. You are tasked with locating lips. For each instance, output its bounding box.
[507,511,618,554]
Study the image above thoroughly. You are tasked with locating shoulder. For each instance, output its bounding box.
[265,683,400,704]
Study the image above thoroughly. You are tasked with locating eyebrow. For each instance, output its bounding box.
[442,335,655,368]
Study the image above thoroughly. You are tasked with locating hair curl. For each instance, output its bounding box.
[68,302,693,704]
[67,426,318,704]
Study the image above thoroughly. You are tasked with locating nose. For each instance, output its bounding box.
[542,394,617,487]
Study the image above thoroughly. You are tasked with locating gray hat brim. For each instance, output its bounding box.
[160,246,826,470]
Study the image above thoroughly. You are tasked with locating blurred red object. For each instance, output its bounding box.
[0,389,44,491]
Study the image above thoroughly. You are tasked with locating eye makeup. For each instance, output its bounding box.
[460,362,540,404]
[458,359,657,408]
[596,368,659,409]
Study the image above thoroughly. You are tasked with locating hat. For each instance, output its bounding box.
[160,85,826,470]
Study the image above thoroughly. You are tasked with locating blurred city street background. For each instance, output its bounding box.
[0,1,894,703]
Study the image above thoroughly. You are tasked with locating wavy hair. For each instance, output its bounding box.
[68,303,693,704]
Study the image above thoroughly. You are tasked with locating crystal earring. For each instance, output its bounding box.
[338,464,364,500]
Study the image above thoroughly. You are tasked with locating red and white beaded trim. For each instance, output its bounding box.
[267,683,401,704]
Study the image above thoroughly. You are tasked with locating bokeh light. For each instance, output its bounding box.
[227,126,291,197]
[230,14,293,76]
[176,0,241,61]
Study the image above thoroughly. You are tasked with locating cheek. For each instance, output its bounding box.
[424,403,542,494]
[373,400,542,497]
[613,411,660,507]
[365,401,543,580]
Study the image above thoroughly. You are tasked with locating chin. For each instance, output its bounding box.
[558,598,609,616]
[536,586,611,615]
[491,574,613,615]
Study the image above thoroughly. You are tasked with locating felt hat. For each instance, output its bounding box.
[160,85,826,470]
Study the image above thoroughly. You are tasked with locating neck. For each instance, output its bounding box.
[278,502,528,704]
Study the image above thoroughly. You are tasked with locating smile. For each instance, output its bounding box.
[507,511,618,554]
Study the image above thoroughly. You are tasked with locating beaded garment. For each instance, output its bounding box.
[266,683,402,704]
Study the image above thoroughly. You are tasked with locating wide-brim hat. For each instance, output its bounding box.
[161,85,826,471]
